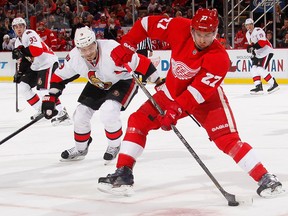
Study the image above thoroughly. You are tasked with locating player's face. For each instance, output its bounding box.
[245,23,254,32]
[13,24,25,37]
[191,29,216,50]
[79,42,97,61]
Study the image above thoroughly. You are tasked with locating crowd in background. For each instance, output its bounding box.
[1,0,288,52]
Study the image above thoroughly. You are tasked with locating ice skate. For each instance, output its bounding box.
[98,166,134,196]
[60,137,92,161]
[51,108,72,126]
[267,78,279,94]
[103,145,120,165]
[257,173,285,198]
[250,83,264,95]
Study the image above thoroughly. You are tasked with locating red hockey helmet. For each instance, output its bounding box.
[191,8,219,32]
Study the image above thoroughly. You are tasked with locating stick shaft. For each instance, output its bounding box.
[124,63,237,203]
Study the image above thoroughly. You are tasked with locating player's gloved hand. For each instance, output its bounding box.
[111,43,136,67]
[12,46,24,60]
[154,78,166,92]
[13,71,23,83]
[246,45,255,54]
[158,101,183,131]
[41,94,58,119]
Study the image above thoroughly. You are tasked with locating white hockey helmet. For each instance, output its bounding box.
[74,26,96,48]
[245,18,254,25]
[12,17,26,29]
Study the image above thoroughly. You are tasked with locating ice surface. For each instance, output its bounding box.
[0,83,287,216]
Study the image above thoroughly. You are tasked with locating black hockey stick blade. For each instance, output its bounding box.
[0,113,44,145]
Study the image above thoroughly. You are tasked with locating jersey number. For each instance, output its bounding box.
[157,18,172,30]
[201,73,222,87]
[29,36,37,44]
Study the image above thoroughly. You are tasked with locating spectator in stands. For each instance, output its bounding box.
[70,16,85,40]
[2,34,15,50]
[3,18,15,39]
[0,7,6,22]
[234,23,248,49]
[126,0,141,8]
[147,0,160,14]
[47,0,57,14]
[277,18,288,42]
[63,5,74,28]
[175,10,182,17]
[35,0,48,22]
[56,30,68,51]
[279,32,288,48]
[123,9,133,26]
[24,2,35,17]
[95,13,107,28]
[266,30,273,45]
[104,18,118,40]
[16,1,25,12]
[78,4,90,21]
[275,3,285,32]
[186,8,193,19]
[47,14,61,29]
[36,22,58,51]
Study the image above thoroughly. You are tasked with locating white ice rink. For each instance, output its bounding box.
[0,82,287,216]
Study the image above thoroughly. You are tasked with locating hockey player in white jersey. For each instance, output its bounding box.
[12,17,71,126]
[41,26,162,164]
[245,18,279,94]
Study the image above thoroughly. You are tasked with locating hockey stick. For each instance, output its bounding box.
[15,61,20,112]
[0,113,44,145]
[125,64,251,206]
[16,82,19,112]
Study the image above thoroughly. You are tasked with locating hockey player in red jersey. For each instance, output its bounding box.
[245,18,279,94]
[98,8,284,198]
[12,17,71,126]
[41,26,162,164]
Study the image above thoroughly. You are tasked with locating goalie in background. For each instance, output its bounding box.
[245,18,279,95]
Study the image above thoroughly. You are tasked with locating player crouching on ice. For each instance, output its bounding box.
[41,26,162,164]
[97,9,284,197]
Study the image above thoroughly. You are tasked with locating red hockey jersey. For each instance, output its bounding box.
[121,16,231,113]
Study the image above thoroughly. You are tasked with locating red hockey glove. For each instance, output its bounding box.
[42,94,58,119]
[111,43,136,67]
[158,101,183,131]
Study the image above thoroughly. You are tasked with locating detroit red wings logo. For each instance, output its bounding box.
[171,59,201,80]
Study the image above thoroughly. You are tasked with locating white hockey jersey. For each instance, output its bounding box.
[245,27,273,58]
[14,29,58,71]
[53,39,142,89]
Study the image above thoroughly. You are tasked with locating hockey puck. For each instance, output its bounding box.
[228,201,239,206]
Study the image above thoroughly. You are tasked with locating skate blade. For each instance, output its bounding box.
[52,119,73,126]
[59,156,85,162]
[268,87,280,94]
[259,186,286,198]
[98,183,134,196]
[250,91,264,95]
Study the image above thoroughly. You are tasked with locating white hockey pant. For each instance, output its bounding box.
[99,100,122,147]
